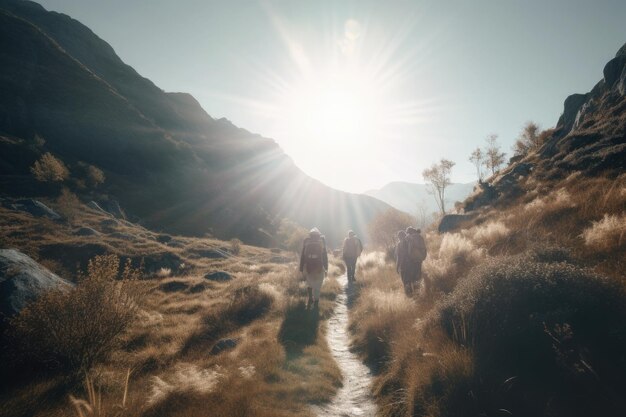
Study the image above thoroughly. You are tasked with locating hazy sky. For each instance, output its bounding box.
[38,0,626,193]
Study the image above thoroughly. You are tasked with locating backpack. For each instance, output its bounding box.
[407,233,427,262]
[303,238,324,273]
[343,237,362,258]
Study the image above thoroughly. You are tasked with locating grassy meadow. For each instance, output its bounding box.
[0,199,348,417]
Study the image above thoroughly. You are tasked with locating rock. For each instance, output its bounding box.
[464,182,498,211]
[0,249,72,317]
[557,93,588,136]
[210,338,238,355]
[438,213,477,234]
[135,252,183,274]
[156,234,172,244]
[100,219,118,228]
[110,232,134,241]
[603,55,626,87]
[14,199,60,220]
[88,201,111,216]
[159,281,189,292]
[204,271,232,282]
[74,227,100,236]
[189,283,209,293]
[101,200,126,220]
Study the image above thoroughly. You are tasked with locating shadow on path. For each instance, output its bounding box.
[278,300,320,358]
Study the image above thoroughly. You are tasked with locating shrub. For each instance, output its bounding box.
[86,165,105,187]
[581,212,626,251]
[229,238,242,255]
[30,152,69,182]
[368,208,415,256]
[10,255,142,375]
[276,218,308,252]
[423,233,484,293]
[467,221,509,247]
[56,188,81,221]
[431,254,626,417]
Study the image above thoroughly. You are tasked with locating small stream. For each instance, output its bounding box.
[313,275,377,417]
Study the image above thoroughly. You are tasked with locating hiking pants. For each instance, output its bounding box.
[304,268,325,300]
[344,256,357,280]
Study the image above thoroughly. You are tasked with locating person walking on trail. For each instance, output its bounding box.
[342,230,363,282]
[397,227,427,296]
[299,228,328,309]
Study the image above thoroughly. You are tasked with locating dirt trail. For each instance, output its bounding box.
[313,275,377,417]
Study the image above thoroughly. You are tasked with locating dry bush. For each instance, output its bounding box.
[276,219,308,252]
[86,165,105,188]
[423,233,484,293]
[31,152,69,182]
[357,251,387,270]
[368,208,415,257]
[465,220,509,247]
[229,238,242,255]
[429,254,626,417]
[56,188,81,221]
[581,212,626,251]
[10,255,143,374]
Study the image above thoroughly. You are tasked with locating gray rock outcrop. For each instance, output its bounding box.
[13,199,60,220]
[0,249,72,317]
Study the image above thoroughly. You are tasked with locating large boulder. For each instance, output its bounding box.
[438,213,477,234]
[0,249,72,317]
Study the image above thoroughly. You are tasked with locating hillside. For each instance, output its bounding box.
[345,41,626,417]
[0,0,393,247]
[365,181,475,218]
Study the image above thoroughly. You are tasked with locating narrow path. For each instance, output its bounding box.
[313,275,377,417]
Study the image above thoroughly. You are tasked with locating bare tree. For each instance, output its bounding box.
[422,158,455,214]
[483,134,506,176]
[469,147,484,182]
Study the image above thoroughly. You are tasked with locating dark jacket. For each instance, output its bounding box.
[396,238,409,272]
[299,236,329,272]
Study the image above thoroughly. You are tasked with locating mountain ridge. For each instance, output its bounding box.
[0,0,394,247]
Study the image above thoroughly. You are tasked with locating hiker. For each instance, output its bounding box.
[395,230,410,294]
[342,230,363,282]
[398,227,427,296]
[299,227,328,308]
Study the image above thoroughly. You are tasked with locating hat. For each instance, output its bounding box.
[406,226,418,234]
[309,227,321,236]
[348,230,355,237]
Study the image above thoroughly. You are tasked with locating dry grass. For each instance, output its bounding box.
[345,170,626,417]
[0,200,342,417]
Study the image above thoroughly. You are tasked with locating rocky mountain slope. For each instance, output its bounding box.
[465,42,626,212]
[0,0,393,246]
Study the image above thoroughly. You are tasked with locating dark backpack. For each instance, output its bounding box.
[407,233,427,262]
[303,238,325,273]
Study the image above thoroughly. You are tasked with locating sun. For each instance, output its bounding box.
[282,68,379,152]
